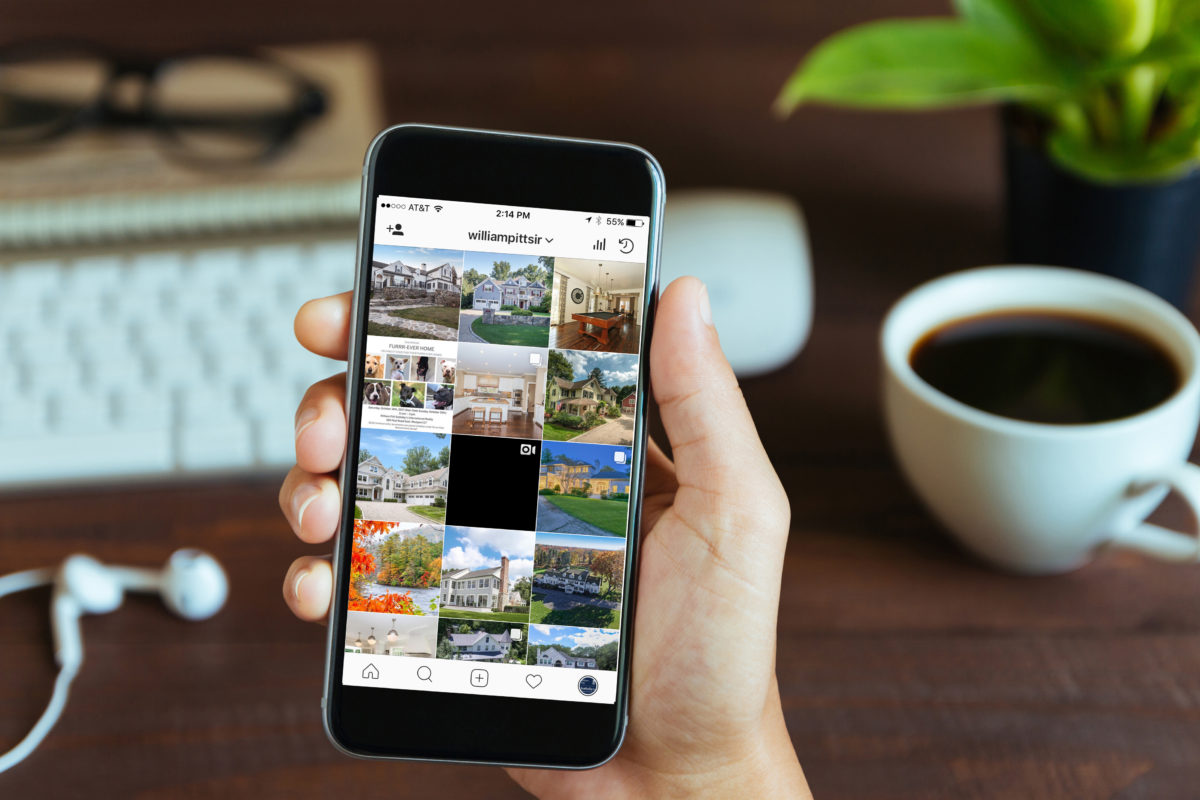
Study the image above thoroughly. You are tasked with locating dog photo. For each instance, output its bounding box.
[427,383,454,411]
[363,380,393,406]
[364,354,384,380]
[414,356,431,382]
[437,358,456,384]
[385,355,410,381]
[392,382,427,408]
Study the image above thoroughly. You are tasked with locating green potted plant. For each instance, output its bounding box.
[776,0,1200,308]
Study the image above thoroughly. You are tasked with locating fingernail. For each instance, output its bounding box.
[292,567,310,601]
[292,483,321,530]
[697,283,714,328]
[294,407,319,440]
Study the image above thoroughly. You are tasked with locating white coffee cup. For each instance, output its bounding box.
[882,266,1200,574]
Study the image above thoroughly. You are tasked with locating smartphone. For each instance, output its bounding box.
[322,124,664,768]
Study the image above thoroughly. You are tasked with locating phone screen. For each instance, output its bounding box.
[339,194,649,707]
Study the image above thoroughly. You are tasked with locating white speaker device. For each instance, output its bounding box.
[0,550,228,773]
[661,190,813,376]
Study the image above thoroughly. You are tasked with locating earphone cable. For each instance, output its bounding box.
[0,566,74,774]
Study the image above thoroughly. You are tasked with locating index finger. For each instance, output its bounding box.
[295,291,353,360]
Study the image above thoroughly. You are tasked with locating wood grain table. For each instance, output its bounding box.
[4,1,1200,797]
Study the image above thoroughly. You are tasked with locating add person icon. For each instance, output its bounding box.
[577,675,598,696]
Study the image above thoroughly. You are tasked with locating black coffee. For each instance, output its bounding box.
[910,311,1181,424]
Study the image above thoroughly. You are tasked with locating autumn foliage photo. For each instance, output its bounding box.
[348,519,444,615]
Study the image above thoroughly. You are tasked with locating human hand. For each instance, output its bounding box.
[279,277,810,799]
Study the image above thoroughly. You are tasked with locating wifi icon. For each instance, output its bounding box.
[433,205,443,213]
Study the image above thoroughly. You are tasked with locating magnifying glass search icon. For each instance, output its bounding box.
[417,665,432,682]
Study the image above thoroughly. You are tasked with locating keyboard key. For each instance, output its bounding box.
[0,236,356,485]
[179,421,254,470]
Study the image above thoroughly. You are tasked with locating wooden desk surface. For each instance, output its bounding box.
[4,2,1200,797]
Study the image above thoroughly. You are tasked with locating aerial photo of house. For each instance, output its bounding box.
[452,343,547,439]
[543,349,638,446]
[345,610,438,658]
[528,624,620,671]
[355,428,450,523]
[537,441,633,537]
[531,532,624,629]
[436,619,528,664]
[459,251,553,346]
[368,245,463,340]
[547,257,644,354]
[439,526,534,622]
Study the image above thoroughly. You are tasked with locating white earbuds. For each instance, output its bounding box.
[0,549,227,773]
[52,549,228,671]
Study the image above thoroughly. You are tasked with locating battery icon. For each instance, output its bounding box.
[625,218,645,227]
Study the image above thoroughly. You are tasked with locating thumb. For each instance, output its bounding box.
[649,277,788,535]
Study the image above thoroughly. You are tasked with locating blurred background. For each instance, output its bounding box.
[3,1,1200,798]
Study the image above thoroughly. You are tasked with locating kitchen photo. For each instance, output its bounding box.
[452,342,548,439]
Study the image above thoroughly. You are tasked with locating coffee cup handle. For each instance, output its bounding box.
[1110,464,1200,561]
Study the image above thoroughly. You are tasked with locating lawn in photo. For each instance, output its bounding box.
[349,520,443,615]
[368,245,463,340]
[536,440,633,537]
[346,610,438,658]
[528,624,620,671]
[531,532,624,629]
[355,428,450,523]
[459,251,552,347]
[543,349,638,445]
[439,525,533,622]
[436,619,528,664]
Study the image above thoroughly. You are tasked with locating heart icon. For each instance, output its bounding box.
[525,674,543,688]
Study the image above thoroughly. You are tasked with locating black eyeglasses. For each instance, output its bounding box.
[0,41,327,166]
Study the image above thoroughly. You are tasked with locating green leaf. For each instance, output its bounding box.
[1023,0,1158,57]
[953,0,1031,35]
[1175,0,1200,25]
[775,19,1069,112]
[1048,105,1200,180]
[1122,20,1200,69]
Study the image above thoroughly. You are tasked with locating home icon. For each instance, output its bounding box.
[362,663,380,680]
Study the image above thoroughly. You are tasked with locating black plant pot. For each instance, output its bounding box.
[1004,111,1200,310]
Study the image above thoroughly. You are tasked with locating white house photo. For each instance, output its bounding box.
[371,245,463,293]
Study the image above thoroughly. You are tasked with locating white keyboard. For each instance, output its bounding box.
[0,235,355,488]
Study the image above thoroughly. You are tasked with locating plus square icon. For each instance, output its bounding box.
[470,669,489,687]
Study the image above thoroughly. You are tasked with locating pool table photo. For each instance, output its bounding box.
[571,311,623,345]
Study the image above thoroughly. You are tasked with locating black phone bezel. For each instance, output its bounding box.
[323,124,662,768]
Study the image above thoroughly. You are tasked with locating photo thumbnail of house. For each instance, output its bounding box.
[543,349,638,446]
[345,610,438,658]
[532,532,624,630]
[355,428,451,524]
[438,525,534,623]
[459,251,553,347]
[451,342,547,440]
[528,624,620,671]
[547,258,644,354]
[537,440,633,537]
[436,619,528,664]
[368,245,464,341]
